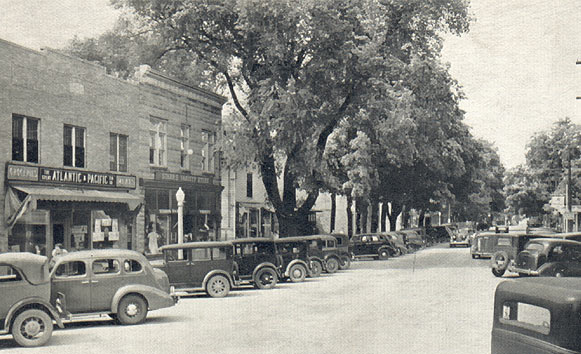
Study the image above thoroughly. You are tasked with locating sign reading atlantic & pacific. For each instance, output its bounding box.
[6,164,136,189]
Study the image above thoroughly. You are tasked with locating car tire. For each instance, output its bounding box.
[491,251,509,278]
[117,294,148,325]
[339,256,351,270]
[254,267,278,289]
[378,248,390,260]
[555,268,567,278]
[289,264,307,283]
[471,254,476,259]
[206,274,231,297]
[310,260,323,277]
[11,309,53,347]
[325,257,340,273]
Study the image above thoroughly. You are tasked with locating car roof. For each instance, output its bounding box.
[231,238,275,244]
[0,252,49,285]
[275,236,323,242]
[56,249,147,262]
[160,241,233,250]
[496,278,581,305]
[525,238,581,245]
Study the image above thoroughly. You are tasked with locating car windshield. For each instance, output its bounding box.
[525,242,544,252]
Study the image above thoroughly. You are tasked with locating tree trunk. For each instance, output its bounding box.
[381,203,388,232]
[402,206,409,229]
[346,195,353,238]
[418,210,426,228]
[388,202,403,231]
[330,193,336,233]
[371,202,379,233]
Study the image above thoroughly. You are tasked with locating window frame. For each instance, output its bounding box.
[110,133,128,172]
[180,125,191,170]
[149,117,167,167]
[63,124,86,168]
[12,114,40,163]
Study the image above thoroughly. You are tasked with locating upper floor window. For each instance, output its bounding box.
[64,125,85,168]
[201,130,216,173]
[110,133,128,172]
[180,125,190,170]
[12,114,39,163]
[149,118,167,166]
[246,173,253,198]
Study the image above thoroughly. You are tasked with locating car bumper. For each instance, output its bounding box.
[508,263,539,276]
[450,241,470,246]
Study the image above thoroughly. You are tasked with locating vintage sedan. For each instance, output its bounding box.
[156,242,239,298]
[331,233,352,269]
[0,253,64,347]
[274,237,313,281]
[350,234,395,260]
[50,249,176,324]
[450,227,474,248]
[508,238,581,277]
[492,277,581,353]
[231,238,280,288]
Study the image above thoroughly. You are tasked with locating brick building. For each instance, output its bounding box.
[0,38,225,255]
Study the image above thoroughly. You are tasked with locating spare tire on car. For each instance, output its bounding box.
[491,251,509,277]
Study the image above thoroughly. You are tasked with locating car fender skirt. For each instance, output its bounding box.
[5,297,64,330]
[111,285,175,313]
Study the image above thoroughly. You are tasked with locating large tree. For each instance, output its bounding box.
[90,0,472,235]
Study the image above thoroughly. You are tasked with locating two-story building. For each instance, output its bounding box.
[0,38,225,255]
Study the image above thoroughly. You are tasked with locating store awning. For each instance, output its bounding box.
[13,185,142,210]
[5,185,143,228]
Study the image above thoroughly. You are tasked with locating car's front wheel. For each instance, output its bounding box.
[289,264,307,283]
[310,260,323,277]
[206,275,231,297]
[339,256,351,270]
[254,267,278,289]
[117,294,148,325]
[325,257,340,273]
[11,309,53,347]
[491,251,509,278]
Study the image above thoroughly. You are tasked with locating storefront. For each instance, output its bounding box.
[143,171,222,254]
[236,202,277,238]
[4,163,141,255]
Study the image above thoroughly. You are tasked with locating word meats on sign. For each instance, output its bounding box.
[7,164,136,189]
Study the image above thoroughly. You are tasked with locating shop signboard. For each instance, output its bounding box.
[6,163,136,189]
[154,171,214,185]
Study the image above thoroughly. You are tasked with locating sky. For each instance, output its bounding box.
[0,0,579,169]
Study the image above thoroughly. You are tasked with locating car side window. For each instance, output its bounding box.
[0,265,22,282]
[192,248,211,261]
[166,249,189,262]
[124,259,143,273]
[212,247,227,260]
[55,261,86,278]
[92,259,120,275]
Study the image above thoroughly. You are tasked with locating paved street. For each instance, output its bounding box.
[1,244,506,354]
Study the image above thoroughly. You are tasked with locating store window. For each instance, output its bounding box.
[149,117,167,166]
[92,210,121,249]
[180,125,190,170]
[64,125,85,168]
[110,133,128,172]
[12,114,39,163]
[201,130,216,172]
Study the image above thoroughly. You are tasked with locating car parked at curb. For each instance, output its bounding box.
[0,253,64,347]
[350,234,395,260]
[397,230,425,251]
[274,237,314,281]
[307,235,344,274]
[50,249,176,325]
[450,227,474,248]
[231,238,280,289]
[492,277,581,354]
[508,238,581,277]
[382,232,408,256]
[155,242,239,298]
[330,233,353,269]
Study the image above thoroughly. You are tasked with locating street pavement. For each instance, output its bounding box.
[0,244,506,354]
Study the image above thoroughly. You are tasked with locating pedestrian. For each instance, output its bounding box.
[51,243,68,258]
[147,224,161,255]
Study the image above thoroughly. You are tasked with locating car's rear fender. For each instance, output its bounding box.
[284,259,309,277]
[201,270,236,290]
[309,256,325,270]
[4,297,64,332]
[111,285,175,313]
[252,262,280,279]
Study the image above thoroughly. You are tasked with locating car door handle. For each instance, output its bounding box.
[81,280,90,284]
[91,280,99,284]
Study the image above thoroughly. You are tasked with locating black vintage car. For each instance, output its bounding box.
[231,238,280,289]
[508,238,581,277]
[331,233,352,269]
[274,237,313,281]
[350,234,396,260]
[492,277,581,353]
[309,235,344,274]
[156,241,239,298]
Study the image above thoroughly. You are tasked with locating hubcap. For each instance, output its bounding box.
[212,279,226,293]
[261,273,272,284]
[22,318,43,338]
[126,303,139,317]
[292,268,302,278]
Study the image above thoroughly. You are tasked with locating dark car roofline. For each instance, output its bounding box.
[275,236,324,242]
[525,238,581,245]
[55,249,146,262]
[160,241,233,250]
[497,278,581,303]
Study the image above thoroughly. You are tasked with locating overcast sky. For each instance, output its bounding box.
[1,0,579,169]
